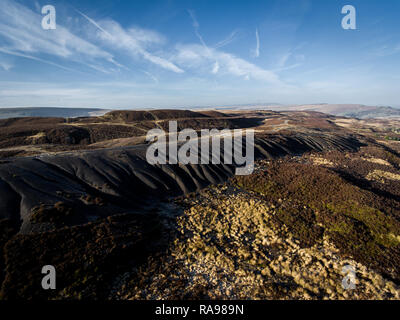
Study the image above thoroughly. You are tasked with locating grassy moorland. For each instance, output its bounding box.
[0,109,399,299]
[112,144,400,300]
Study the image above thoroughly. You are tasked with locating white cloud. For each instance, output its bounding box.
[79,13,184,73]
[187,10,199,29]
[174,44,280,84]
[277,52,291,68]
[0,0,118,73]
[0,62,13,71]
[0,1,184,74]
[212,61,219,74]
[141,49,184,73]
[0,57,13,71]
[214,30,239,49]
[251,28,260,58]
[142,71,158,83]
[273,51,304,72]
[0,1,283,91]
[187,9,210,53]
[0,48,79,72]
[274,63,302,72]
[74,8,113,39]
[33,1,41,13]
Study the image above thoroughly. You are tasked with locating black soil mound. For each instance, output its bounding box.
[104,109,209,122]
[0,131,363,299]
[0,132,362,234]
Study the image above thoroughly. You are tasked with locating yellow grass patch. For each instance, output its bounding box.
[366,170,400,182]
[361,157,391,166]
[27,132,46,140]
[310,156,334,167]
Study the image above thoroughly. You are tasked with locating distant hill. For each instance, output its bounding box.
[291,104,400,119]
[104,109,211,122]
[219,104,400,119]
[2,105,399,120]
[0,107,109,119]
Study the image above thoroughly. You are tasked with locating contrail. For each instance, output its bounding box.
[187,9,219,74]
[187,9,209,51]
[255,28,260,58]
[0,47,80,73]
[74,8,113,39]
[215,30,238,49]
[74,8,128,70]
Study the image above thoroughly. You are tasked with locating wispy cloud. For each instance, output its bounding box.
[0,0,118,73]
[0,48,79,73]
[277,52,291,68]
[0,1,281,84]
[142,70,159,83]
[76,9,184,74]
[251,28,260,58]
[0,57,13,71]
[212,61,220,74]
[174,44,280,84]
[92,19,184,73]
[188,9,208,50]
[273,51,304,72]
[370,44,400,57]
[214,30,239,49]
[188,9,223,75]
[74,8,113,39]
[178,12,279,84]
[0,62,13,71]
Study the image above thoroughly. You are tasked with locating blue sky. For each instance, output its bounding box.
[0,0,399,109]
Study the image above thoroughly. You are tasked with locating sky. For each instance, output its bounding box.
[0,0,399,109]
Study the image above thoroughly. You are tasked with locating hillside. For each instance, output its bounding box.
[0,109,400,300]
[222,104,400,119]
[292,104,400,119]
[0,107,109,119]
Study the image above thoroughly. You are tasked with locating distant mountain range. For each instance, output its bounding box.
[216,104,400,119]
[0,104,399,120]
[284,104,400,119]
[0,107,109,119]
